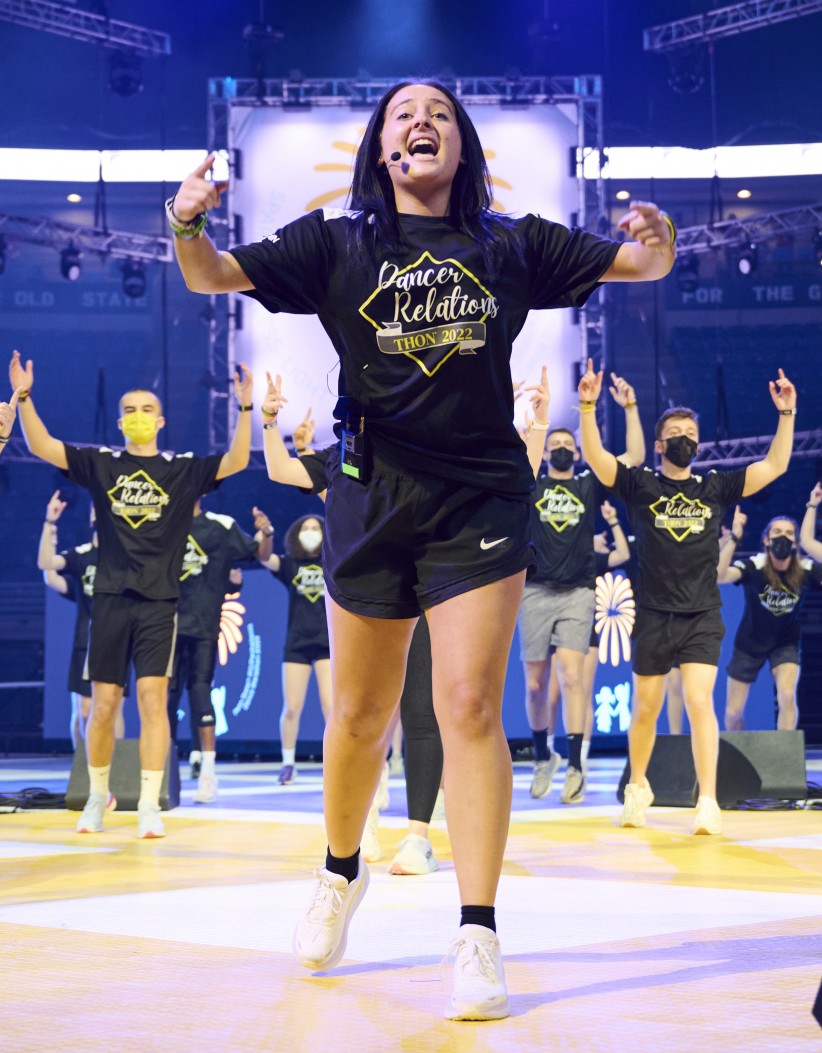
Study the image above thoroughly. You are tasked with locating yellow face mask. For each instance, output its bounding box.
[121,411,158,446]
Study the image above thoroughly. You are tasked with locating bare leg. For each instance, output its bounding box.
[198,724,216,752]
[547,657,560,737]
[666,667,685,734]
[524,659,550,732]
[86,682,125,767]
[135,675,171,770]
[774,662,800,730]
[582,647,597,741]
[628,673,667,785]
[313,658,333,723]
[280,662,312,750]
[113,696,125,740]
[427,571,526,906]
[724,676,751,731]
[555,646,587,736]
[680,663,720,799]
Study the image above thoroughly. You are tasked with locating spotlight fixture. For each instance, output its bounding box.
[59,243,82,282]
[736,189,751,200]
[108,51,143,97]
[615,190,631,201]
[814,229,822,266]
[121,258,146,299]
[675,255,699,294]
[736,244,758,276]
[67,193,82,204]
[0,235,6,277]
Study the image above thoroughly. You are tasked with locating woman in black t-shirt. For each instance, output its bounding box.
[171,78,676,1020]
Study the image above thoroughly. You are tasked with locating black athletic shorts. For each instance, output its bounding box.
[632,606,725,677]
[323,467,534,618]
[727,644,799,683]
[88,591,177,685]
[68,647,92,697]
[283,643,331,665]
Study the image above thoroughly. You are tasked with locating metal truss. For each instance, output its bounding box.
[644,0,822,51]
[692,429,822,469]
[207,75,606,450]
[0,211,172,263]
[0,0,171,55]
[676,202,822,256]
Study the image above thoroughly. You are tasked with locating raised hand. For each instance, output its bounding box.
[261,371,287,419]
[9,351,33,394]
[233,362,253,405]
[608,372,636,408]
[46,490,68,523]
[809,483,822,508]
[0,387,22,438]
[252,506,273,535]
[172,154,229,223]
[293,407,315,449]
[600,499,617,522]
[768,368,797,411]
[577,357,603,403]
[731,504,748,537]
[616,201,671,250]
[524,365,550,426]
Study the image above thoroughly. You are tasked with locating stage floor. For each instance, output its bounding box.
[1,753,820,1053]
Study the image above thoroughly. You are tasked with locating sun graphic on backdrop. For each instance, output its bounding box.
[305,138,513,213]
[594,572,636,667]
[217,592,246,666]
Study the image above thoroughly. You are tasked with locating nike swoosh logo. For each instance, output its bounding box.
[480,537,509,550]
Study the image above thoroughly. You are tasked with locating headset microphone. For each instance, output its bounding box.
[389,151,410,173]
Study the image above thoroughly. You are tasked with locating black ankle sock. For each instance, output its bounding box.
[460,905,496,932]
[325,847,360,884]
[531,727,550,762]
[567,733,583,770]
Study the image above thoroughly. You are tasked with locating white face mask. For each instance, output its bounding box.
[299,528,322,552]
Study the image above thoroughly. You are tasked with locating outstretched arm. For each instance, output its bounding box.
[601,501,630,567]
[8,351,68,468]
[523,365,550,478]
[742,370,797,497]
[170,154,254,294]
[717,505,747,584]
[601,201,676,283]
[216,363,253,480]
[260,372,314,488]
[577,359,619,487]
[37,491,68,571]
[0,386,23,454]
[251,505,275,563]
[608,373,645,467]
[800,484,822,561]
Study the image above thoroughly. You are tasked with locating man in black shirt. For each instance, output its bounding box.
[578,358,796,835]
[10,350,253,839]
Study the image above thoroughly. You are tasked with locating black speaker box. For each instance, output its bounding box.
[66,739,180,811]
[616,731,807,807]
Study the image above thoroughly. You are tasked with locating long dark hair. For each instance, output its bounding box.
[284,514,325,560]
[762,516,806,592]
[347,79,523,275]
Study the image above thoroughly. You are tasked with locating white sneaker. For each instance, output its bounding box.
[360,801,382,862]
[621,778,654,828]
[293,859,370,971]
[388,754,404,777]
[193,772,218,804]
[388,834,438,875]
[76,792,116,833]
[530,754,560,799]
[561,765,586,804]
[375,761,390,811]
[446,924,509,1021]
[137,802,166,839]
[693,796,722,835]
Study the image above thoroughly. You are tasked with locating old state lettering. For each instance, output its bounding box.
[649,493,712,542]
[359,252,498,378]
[180,535,209,581]
[535,485,585,532]
[292,564,325,604]
[106,470,170,529]
[757,584,799,617]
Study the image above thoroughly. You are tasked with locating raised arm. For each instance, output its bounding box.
[601,201,676,283]
[8,352,68,469]
[37,491,68,571]
[0,386,23,455]
[608,373,645,467]
[216,363,253,480]
[741,370,797,497]
[601,501,630,567]
[577,359,618,487]
[800,483,822,561]
[170,155,254,294]
[292,407,316,457]
[260,372,315,488]
[523,365,550,478]
[251,506,275,563]
[717,505,747,584]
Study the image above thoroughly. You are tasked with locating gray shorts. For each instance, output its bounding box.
[518,583,596,661]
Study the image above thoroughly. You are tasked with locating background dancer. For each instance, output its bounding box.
[578,358,796,835]
[170,78,675,1019]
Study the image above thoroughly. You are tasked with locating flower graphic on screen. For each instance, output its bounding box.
[594,571,635,667]
[217,591,246,666]
[305,140,512,213]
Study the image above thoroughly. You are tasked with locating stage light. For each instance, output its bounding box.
[615,190,631,201]
[814,229,822,266]
[121,258,146,298]
[59,243,82,281]
[108,51,143,97]
[67,193,82,203]
[736,244,758,276]
[0,235,6,277]
[736,188,751,199]
[675,255,699,294]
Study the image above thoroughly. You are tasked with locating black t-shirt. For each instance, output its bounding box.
[609,462,746,612]
[272,555,329,652]
[229,209,619,496]
[298,445,336,496]
[59,543,97,650]
[731,553,822,655]
[177,512,259,639]
[530,469,603,588]
[63,446,223,600]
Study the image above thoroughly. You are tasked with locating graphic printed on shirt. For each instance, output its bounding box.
[530,470,602,588]
[649,492,713,541]
[291,563,324,603]
[107,469,170,528]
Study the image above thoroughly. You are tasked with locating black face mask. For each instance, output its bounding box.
[769,535,794,560]
[548,447,575,471]
[663,435,698,468]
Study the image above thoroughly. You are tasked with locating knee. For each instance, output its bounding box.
[525,671,548,696]
[330,692,388,742]
[439,682,498,739]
